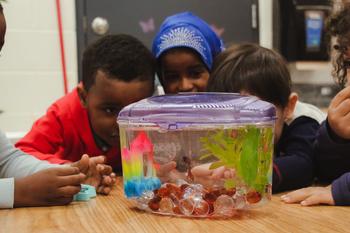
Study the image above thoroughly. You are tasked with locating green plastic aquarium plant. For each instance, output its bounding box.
[199,126,273,194]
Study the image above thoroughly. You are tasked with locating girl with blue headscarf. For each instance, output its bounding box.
[152,12,224,94]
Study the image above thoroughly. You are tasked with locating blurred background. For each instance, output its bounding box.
[0,0,344,139]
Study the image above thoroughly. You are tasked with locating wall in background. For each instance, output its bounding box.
[259,0,273,48]
[0,0,78,132]
[259,0,333,86]
[0,0,333,133]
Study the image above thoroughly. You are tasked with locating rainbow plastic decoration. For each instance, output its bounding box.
[122,131,161,198]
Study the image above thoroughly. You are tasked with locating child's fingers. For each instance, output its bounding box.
[57,185,82,197]
[169,170,187,181]
[97,164,113,176]
[224,170,233,179]
[280,188,312,203]
[54,166,80,176]
[229,169,236,178]
[301,188,334,206]
[58,173,86,187]
[157,161,177,176]
[97,185,111,194]
[106,173,117,185]
[71,155,90,174]
[90,155,106,165]
[47,197,74,206]
[56,197,74,205]
[102,175,113,186]
[97,186,104,194]
[299,195,322,206]
[329,86,350,109]
[111,175,117,185]
[211,166,226,179]
[330,98,350,118]
[191,163,212,177]
[102,186,111,194]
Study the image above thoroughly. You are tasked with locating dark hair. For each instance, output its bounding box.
[82,34,156,91]
[0,4,3,12]
[327,3,350,88]
[208,43,291,108]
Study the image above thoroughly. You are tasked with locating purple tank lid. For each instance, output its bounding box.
[117,93,276,127]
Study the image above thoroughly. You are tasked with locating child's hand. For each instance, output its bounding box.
[191,163,235,179]
[191,163,235,187]
[157,161,187,183]
[328,86,350,139]
[14,167,85,207]
[281,186,335,206]
[71,154,116,195]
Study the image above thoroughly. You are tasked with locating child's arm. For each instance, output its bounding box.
[315,87,350,183]
[15,105,71,164]
[314,121,350,182]
[281,88,350,206]
[330,173,350,205]
[0,130,59,179]
[273,117,319,193]
[0,136,84,208]
[281,173,350,206]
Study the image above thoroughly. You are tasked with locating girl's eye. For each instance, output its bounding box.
[188,67,207,79]
[188,71,204,80]
[189,70,202,77]
[164,73,179,82]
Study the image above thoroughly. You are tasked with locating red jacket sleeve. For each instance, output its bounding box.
[15,104,70,164]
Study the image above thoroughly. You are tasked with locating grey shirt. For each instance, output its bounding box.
[0,130,56,208]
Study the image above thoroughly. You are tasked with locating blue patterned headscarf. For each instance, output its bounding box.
[152,12,224,70]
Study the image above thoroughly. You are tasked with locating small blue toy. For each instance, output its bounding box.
[73,184,96,201]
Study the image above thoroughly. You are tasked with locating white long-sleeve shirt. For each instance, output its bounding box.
[0,130,56,208]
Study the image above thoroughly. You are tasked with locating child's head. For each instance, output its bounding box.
[152,12,224,94]
[78,34,155,147]
[208,43,298,143]
[0,4,6,51]
[327,3,350,87]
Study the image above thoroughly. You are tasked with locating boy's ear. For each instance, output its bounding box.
[77,83,88,108]
[284,92,298,120]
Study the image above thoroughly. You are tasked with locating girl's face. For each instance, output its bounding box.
[160,48,209,94]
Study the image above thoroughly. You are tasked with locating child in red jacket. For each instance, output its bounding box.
[16,34,156,175]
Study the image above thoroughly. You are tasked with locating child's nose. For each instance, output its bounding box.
[178,77,194,92]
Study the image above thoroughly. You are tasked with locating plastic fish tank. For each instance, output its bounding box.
[117,93,275,218]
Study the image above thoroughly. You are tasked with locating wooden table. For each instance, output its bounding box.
[1,181,349,233]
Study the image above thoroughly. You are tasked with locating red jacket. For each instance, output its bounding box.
[15,88,121,172]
